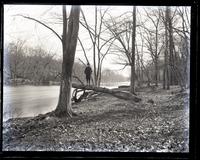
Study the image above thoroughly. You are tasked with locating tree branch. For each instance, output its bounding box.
[78,37,89,64]
[15,14,62,42]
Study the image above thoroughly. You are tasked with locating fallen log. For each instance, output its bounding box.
[72,83,142,102]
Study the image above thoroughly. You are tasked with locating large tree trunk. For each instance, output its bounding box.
[168,7,175,86]
[130,6,136,94]
[72,83,142,102]
[164,6,170,90]
[54,6,80,117]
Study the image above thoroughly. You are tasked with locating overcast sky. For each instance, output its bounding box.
[4,5,190,77]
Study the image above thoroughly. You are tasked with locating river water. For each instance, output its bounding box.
[3,82,129,121]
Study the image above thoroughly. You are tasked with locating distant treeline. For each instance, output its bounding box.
[3,41,127,85]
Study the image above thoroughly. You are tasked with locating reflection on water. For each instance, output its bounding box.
[3,82,129,121]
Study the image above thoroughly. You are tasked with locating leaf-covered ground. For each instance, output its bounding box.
[3,86,189,152]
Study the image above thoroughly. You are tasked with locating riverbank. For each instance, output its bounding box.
[3,86,189,152]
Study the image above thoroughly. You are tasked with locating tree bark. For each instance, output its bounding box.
[130,6,136,94]
[72,83,142,102]
[164,6,170,90]
[168,7,175,86]
[55,6,80,117]
[155,58,158,87]
[155,24,158,87]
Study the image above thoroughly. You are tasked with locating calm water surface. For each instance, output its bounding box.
[3,82,129,121]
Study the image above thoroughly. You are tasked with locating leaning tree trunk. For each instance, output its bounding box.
[72,83,142,102]
[55,6,80,117]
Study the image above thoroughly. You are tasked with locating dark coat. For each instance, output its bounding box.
[84,66,92,77]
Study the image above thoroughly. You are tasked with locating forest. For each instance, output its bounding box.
[3,5,190,152]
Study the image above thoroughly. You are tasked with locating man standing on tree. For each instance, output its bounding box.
[84,63,92,85]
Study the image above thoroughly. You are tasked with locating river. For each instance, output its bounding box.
[3,82,129,121]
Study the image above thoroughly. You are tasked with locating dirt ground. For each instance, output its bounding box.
[2,85,189,152]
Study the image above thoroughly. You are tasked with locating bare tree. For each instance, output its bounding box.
[105,6,137,94]
[161,6,190,90]
[130,6,136,94]
[55,6,80,117]
[163,6,170,89]
[168,7,178,86]
[80,7,115,86]
[19,5,80,117]
[175,7,190,89]
[141,8,164,87]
